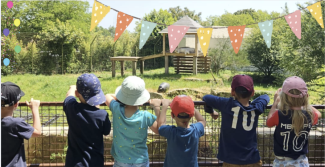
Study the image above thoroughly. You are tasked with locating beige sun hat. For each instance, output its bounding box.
[115,76,150,106]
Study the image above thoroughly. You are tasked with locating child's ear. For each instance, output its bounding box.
[75,90,79,97]
[251,90,255,97]
[231,89,236,97]
[14,102,19,108]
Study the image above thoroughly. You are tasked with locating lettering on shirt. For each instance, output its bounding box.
[280,123,311,129]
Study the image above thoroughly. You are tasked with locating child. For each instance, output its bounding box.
[203,74,270,166]
[64,73,111,167]
[1,82,41,167]
[266,76,322,167]
[151,95,206,167]
[104,76,159,167]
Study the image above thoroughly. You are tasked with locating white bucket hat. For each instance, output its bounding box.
[115,76,150,106]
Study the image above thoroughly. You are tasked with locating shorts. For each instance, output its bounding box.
[223,160,262,167]
[113,160,150,167]
[273,155,309,167]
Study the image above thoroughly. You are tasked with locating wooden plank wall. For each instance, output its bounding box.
[173,56,211,74]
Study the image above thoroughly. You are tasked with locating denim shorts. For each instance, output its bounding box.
[113,160,150,167]
[273,155,309,167]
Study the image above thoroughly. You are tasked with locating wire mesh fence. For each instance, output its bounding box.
[13,102,325,167]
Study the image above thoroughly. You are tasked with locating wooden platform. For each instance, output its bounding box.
[110,57,142,77]
[173,56,211,74]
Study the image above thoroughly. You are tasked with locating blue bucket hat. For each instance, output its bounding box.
[76,73,106,106]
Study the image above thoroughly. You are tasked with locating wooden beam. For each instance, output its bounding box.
[132,61,137,76]
[163,33,168,74]
[193,34,198,75]
[112,60,115,78]
[140,54,164,60]
[120,61,124,76]
[110,56,141,61]
[140,60,144,74]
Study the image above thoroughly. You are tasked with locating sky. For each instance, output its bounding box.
[85,0,308,32]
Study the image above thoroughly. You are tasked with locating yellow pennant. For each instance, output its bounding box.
[307,2,324,28]
[90,1,111,31]
[197,28,213,57]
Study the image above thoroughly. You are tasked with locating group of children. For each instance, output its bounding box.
[1,73,321,167]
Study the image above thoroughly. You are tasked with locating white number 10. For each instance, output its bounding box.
[231,106,256,131]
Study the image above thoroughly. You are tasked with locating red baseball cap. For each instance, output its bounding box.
[282,76,307,98]
[170,95,194,118]
[231,74,254,93]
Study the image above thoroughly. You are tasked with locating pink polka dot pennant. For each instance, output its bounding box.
[285,10,301,39]
[167,25,189,53]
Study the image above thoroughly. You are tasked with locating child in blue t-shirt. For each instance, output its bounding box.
[266,76,322,167]
[1,82,42,167]
[105,76,159,167]
[203,74,270,166]
[150,95,206,167]
[64,73,111,167]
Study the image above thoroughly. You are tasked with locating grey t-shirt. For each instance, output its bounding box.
[1,117,34,167]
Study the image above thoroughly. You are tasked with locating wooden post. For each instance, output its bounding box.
[140,60,144,74]
[163,33,168,74]
[132,61,137,76]
[177,57,180,74]
[205,56,208,73]
[193,34,198,75]
[120,61,124,76]
[112,60,116,77]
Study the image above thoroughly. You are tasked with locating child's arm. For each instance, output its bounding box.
[158,99,171,128]
[66,85,76,97]
[149,99,161,134]
[267,88,281,120]
[105,94,117,107]
[194,109,206,127]
[26,98,41,137]
[311,106,322,118]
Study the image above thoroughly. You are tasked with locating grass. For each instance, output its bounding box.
[1,67,322,105]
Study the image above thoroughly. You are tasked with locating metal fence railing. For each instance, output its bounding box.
[12,102,325,167]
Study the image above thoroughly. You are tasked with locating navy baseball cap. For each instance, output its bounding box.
[1,82,25,107]
[76,73,106,106]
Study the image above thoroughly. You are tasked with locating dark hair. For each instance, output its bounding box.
[235,86,252,99]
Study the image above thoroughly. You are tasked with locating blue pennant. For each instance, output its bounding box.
[139,21,157,49]
[258,20,273,48]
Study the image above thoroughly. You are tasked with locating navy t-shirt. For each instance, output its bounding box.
[159,122,204,167]
[203,94,269,165]
[1,117,34,167]
[267,110,317,159]
[63,96,111,167]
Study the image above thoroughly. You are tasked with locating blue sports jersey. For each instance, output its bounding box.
[203,94,269,165]
[273,110,313,160]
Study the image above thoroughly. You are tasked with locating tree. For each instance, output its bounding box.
[37,19,84,74]
[168,6,202,23]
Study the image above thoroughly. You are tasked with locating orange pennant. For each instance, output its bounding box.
[90,1,111,31]
[114,12,133,42]
[307,2,324,28]
[228,25,246,54]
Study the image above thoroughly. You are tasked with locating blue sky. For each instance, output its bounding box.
[86,0,308,32]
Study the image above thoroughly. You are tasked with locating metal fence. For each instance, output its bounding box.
[12,102,325,167]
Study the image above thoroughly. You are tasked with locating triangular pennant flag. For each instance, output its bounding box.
[168,25,189,53]
[285,10,301,39]
[114,12,133,42]
[90,1,110,31]
[139,21,157,49]
[197,28,213,57]
[258,20,273,48]
[228,25,246,54]
[307,2,324,28]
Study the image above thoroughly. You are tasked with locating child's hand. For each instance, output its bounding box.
[161,99,171,107]
[105,94,117,100]
[274,88,281,104]
[210,110,219,120]
[149,99,161,108]
[69,85,76,90]
[26,98,40,111]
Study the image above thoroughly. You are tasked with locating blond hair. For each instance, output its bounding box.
[278,89,314,136]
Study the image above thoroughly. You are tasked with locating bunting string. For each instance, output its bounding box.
[95,0,324,29]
